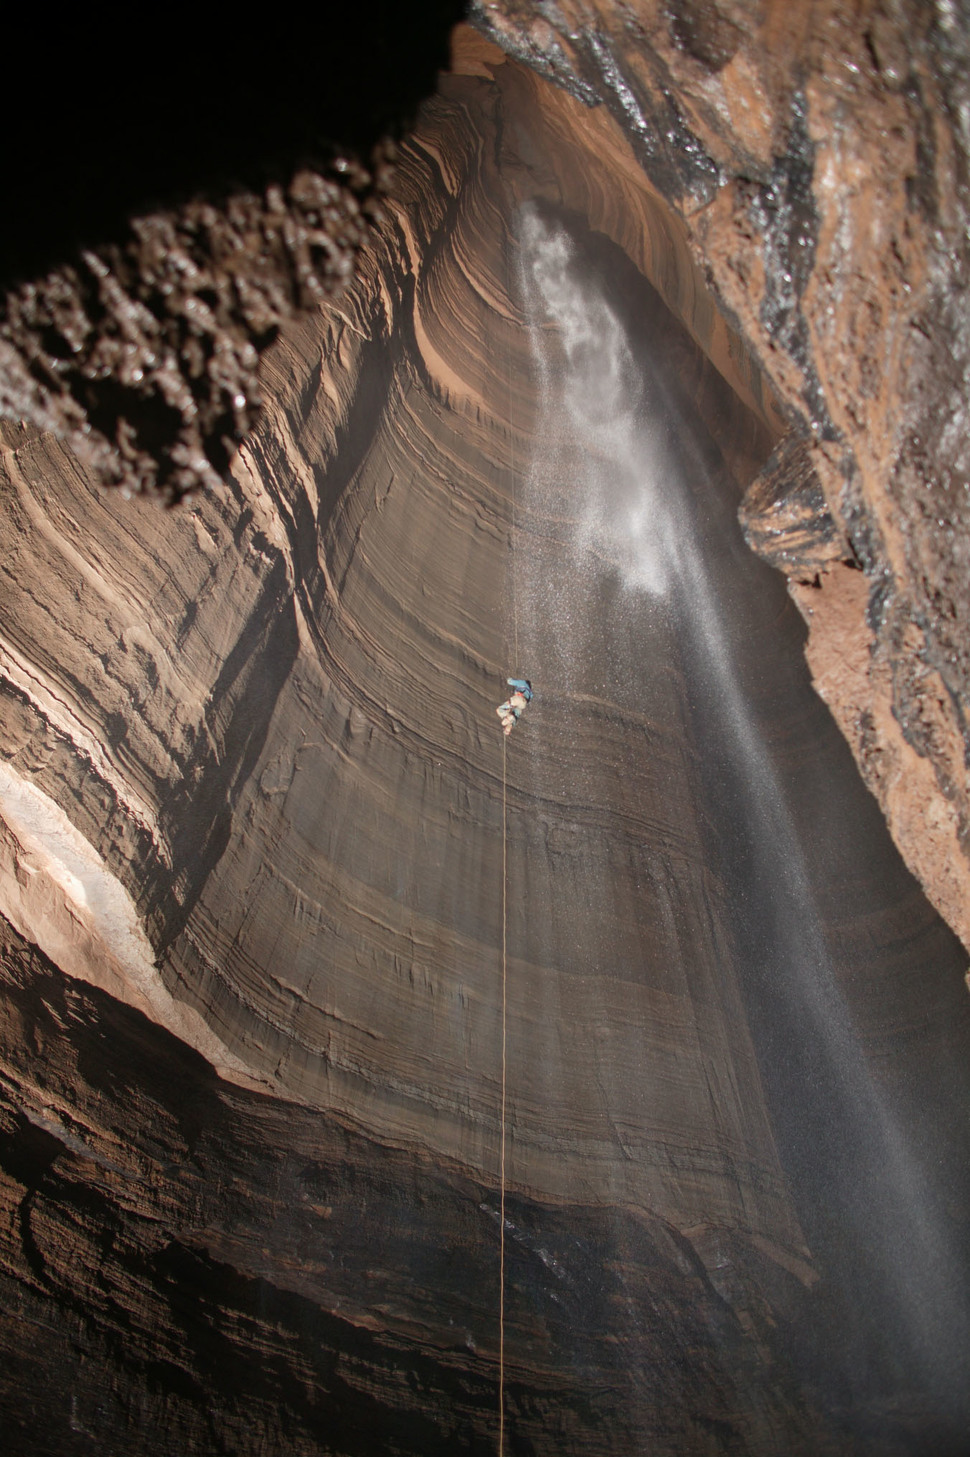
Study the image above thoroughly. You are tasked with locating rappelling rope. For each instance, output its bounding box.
[498,220,517,1457]
[499,732,508,1457]
[507,233,519,671]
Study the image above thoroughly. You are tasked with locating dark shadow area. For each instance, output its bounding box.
[0,5,467,290]
[0,919,831,1454]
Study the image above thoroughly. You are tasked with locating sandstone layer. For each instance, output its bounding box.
[4,3,969,959]
[1,21,970,1454]
[472,0,970,958]
[1,11,967,1457]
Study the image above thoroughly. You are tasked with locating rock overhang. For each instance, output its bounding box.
[2,7,970,1454]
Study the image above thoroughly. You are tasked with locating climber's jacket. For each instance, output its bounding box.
[506,678,533,702]
[496,678,533,736]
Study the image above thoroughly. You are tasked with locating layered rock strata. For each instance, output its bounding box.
[472,0,970,954]
[1,44,799,1226]
[1,16,970,1457]
[1,921,842,1456]
[4,2,970,956]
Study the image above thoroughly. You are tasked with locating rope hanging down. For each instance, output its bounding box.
[499,733,508,1457]
[498,223,517,1457]
[507,254,518,671]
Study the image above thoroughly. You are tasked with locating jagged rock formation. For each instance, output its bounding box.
[2,10,970,1457]
[0,7,464,502]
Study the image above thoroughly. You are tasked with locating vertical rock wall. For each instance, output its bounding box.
[1,22,969,1457]
[473,0,970,958]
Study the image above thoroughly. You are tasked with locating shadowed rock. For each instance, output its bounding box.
[2,8,970,1457]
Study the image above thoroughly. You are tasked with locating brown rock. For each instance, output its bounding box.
[740,432,845,576]
[1,8,970,1455]
[469,0,970,959]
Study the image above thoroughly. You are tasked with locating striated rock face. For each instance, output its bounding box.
[6,4,970,960]
[2,12,970,1457]
[473,0,970,961]
[1,923,835,1456]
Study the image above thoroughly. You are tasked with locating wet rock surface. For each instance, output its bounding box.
[2,923,846,1457]
[5,2,970,950]
[739,432,844,577]
[2,7,970,1456]
[470,0,970,952]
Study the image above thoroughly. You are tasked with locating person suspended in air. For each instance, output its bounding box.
[496,678,533,736]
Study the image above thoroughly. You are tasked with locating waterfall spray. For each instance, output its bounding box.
[515,202,969,1415]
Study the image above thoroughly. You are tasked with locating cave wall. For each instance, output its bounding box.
[6,1,969,960]
[5,915,851,1457]
[2,11,970,1456]
[1,33,809,1233]
[0,38,845,1455]
[473,0,970,956]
